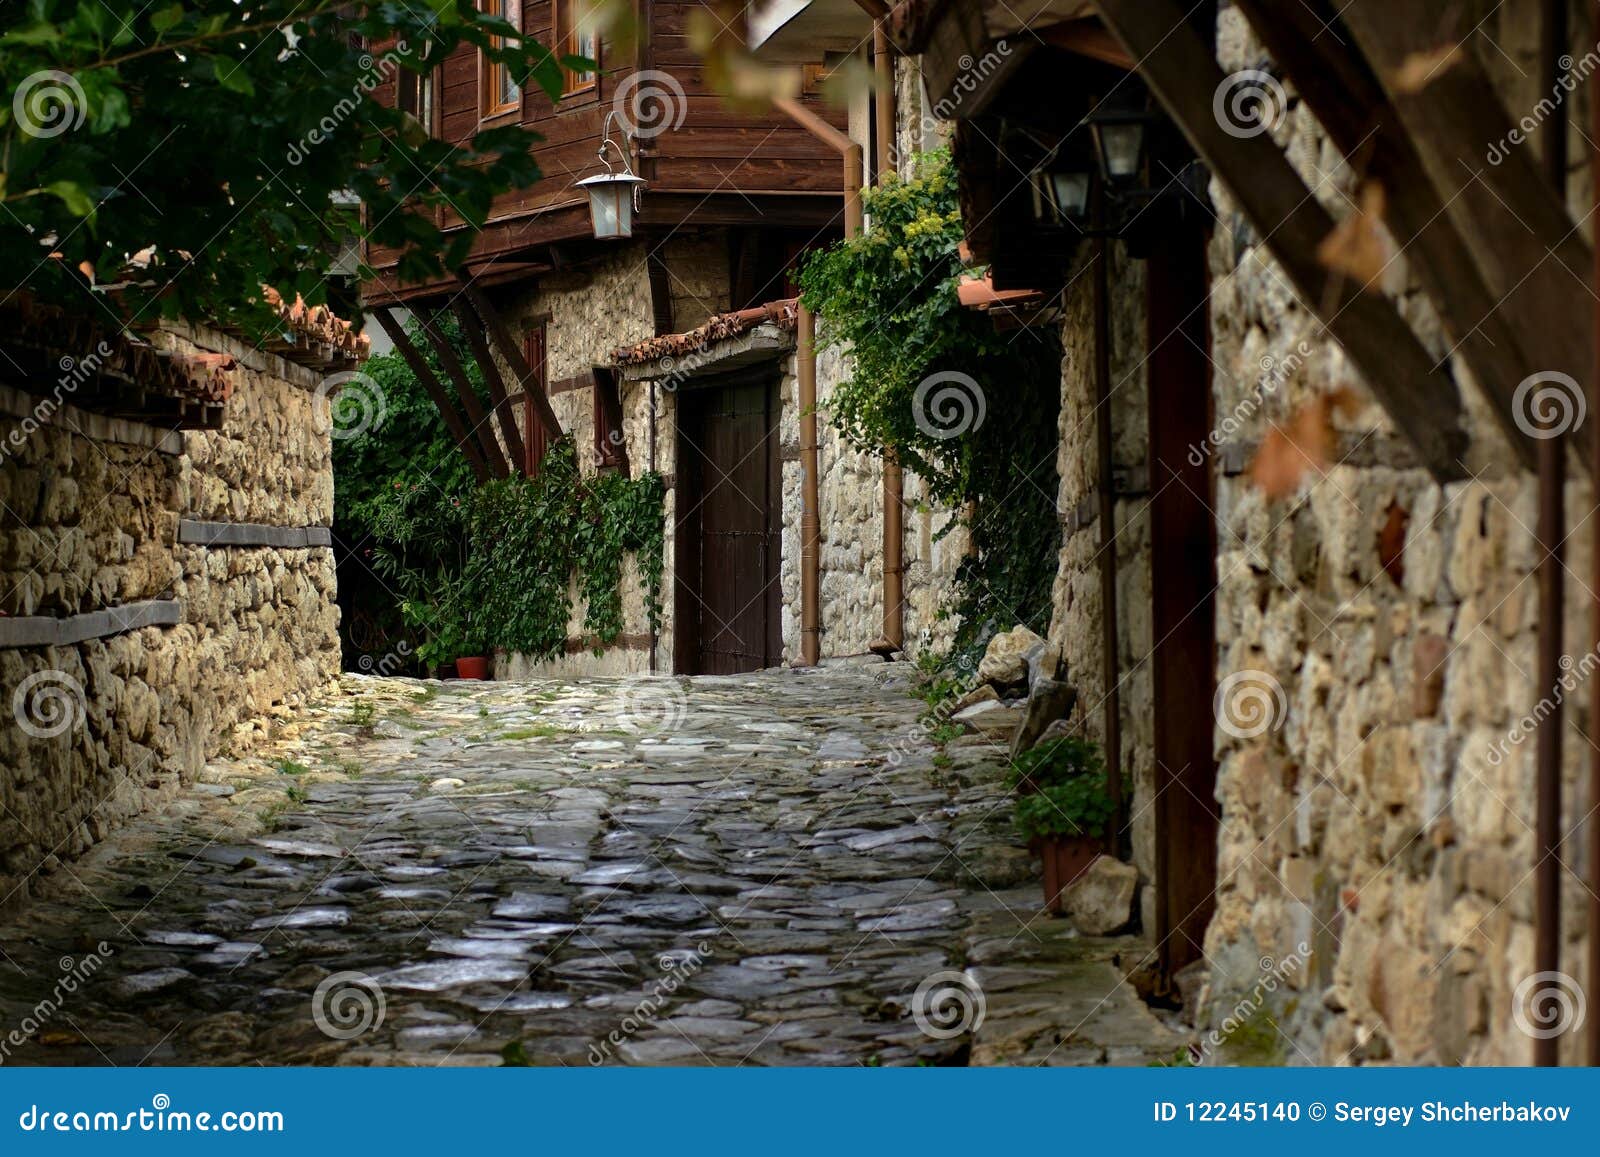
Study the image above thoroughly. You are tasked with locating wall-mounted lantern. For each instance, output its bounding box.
[1087,87,1154,185]
[580,112,647,240]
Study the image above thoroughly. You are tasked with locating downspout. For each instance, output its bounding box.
[798,305,822,666]
[1094,221,1124,854]
[874,21,905,656]
[776,96,865,667]
[1590,26,1600,1068]
[1535,0,1567,1069]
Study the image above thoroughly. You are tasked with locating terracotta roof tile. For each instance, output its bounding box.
[613,298,799,366]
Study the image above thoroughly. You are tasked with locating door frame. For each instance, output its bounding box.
[671,365,784,675]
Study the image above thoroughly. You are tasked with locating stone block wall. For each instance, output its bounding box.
[1,323,340,909]
[1046,244,1157,890]
[1195,1,1594,1064]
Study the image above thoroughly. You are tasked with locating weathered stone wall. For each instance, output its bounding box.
[1196,1,1593,1064]
[0,324,339,909]
[1046,245,1157,894]
[495,242,673,675]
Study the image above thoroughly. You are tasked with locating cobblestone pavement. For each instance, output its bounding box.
[0,665,1182,1067]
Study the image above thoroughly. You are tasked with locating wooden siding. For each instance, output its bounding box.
[363,3,847,299]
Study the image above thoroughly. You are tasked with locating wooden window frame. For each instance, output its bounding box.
[592,367,627,472]
[396,48,439,137]
[553,0,599,98]
[523,324,549,475]
[480,0,523,121]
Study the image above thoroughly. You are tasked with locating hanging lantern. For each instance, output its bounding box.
[581,111,647,240]
[578,172,647,240]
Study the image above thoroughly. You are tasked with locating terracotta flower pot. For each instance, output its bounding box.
[454,655,489,680]
[1036,835,1102,914]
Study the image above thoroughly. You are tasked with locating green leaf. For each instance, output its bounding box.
[44,180,96,217]
[151,5,185,34]
[211,55,254,95]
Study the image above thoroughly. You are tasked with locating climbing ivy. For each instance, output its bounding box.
[336,323,664,668]
[797,150,1062,665]
[464,441,665,659]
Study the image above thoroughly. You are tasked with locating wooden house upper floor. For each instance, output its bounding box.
[361,1,848,304]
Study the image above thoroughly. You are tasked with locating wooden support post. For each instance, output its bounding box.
[455,276,564,442]
[413,308,510,479]
[1094,0,1468,483]
[371,307,491,483]
[449,298,528,473]
[1230,0,1541,472]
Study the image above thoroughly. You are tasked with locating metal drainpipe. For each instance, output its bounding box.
[799,304,822,666]
[874,22,905,656]
[1535,0,1568,1069]
[1591,5,1600,1068]
[649,379,658,674]
[1094,222,1124,851]
[775,94,865,667]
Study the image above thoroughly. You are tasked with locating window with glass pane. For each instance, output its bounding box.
[555,0,598,95]
[481,0,521,117]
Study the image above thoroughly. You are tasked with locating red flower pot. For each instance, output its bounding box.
[1036,836,1102,914]
[454,656,489,680]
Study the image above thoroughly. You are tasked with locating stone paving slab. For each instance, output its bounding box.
[0,666,1186,1067]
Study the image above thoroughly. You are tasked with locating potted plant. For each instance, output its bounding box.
[1009,737,1119,913]
[453,604,491,680]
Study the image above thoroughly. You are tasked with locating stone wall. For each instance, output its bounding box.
[1195,1,1593,1064]
[0,323,340,909]
[1045,245,1157,892]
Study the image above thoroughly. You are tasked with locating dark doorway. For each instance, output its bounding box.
[673,372,783,674]
[1147,209,1220,978]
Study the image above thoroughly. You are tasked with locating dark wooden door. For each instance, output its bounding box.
[1148,209,1220,979]
[674,374,782,674]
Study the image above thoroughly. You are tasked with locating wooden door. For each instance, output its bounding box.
[673,374,782,674]
[1148,208,1220,979]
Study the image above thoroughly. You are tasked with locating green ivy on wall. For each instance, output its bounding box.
[335,320,664,669]
[797,150,1062,665]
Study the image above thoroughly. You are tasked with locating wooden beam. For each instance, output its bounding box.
[414,308,510,479]
[371,307,491,484]
[454,276,564,442]
[1338,1,1592,398]
[1038,17,1133,69]
[1231,0,1539,473]
[1094,0,1468,482]
[450,298,529,475]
